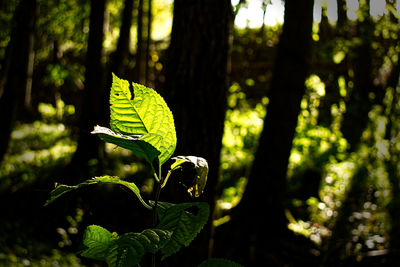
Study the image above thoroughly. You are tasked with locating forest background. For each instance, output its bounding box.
[1,0,400,266]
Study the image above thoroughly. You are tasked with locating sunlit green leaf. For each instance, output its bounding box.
[93,74,176,165]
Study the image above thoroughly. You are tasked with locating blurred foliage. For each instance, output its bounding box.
[1,0,400,265]
[0,248,82,267]
[0,101,76,192]
[0,0,18,61]
[218,82,267,210]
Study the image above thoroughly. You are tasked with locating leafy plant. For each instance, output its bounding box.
[44,74,218,266]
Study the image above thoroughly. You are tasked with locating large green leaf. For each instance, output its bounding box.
[105,229,171,267]
[198,258,244,267]
[154,202,210,260]
[93,73,176,165]
[44,176,152,209]
[80,225,171,267]
[80,225,117,261]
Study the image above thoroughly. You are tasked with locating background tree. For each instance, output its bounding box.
[340,16,375,151]
[162,0,233,264]
[110,0,134,77]
[145,0,152,84]
[134,0,144,83]
[216,0,314,265]
[68,0,106,180]
[0,0,36,163]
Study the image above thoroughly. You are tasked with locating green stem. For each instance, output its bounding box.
[161,166,182,188]
[151,164,163,267]
[152,166,160,183]
[152,181,162,226]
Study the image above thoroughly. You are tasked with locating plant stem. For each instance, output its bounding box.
[151,165,163,267]
[152,181,162,227]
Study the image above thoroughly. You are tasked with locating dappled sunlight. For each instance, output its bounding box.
[217,83,266,213]
[286,208,330,246]
[1,0,400,265]
[0,120,76,191]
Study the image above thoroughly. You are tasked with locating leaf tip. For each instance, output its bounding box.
[91,125,103,134]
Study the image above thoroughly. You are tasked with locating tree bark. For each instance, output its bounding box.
[162,0,232,265]
[103,0,134,123]
[385,88,400,264]
[0,0,36,163]
[68,0,106,180]
[383,57,400,263]
[144,0,152,84]
[135,0,144,83]
[341,18,375,151]
[111,0,134,77]
[217,0,314,265]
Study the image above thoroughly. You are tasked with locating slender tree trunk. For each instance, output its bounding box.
[162,0,232,265]
[341,18,375,151]
[111,0,134,77]
[144,0,152,84]
[317,15,344,127]
[383,60,400,263]
[68,0,106,181]
[24,31,35,111]
[217,0,314,265]
[337,0,347,30]
[135,0,144,83]
[386,90,400,263]
[0,0,36,163]
[103,0,134,124]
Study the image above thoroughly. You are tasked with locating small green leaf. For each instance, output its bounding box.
[80,225,115,261]
[95,74,176,165]
[155,202,210,260]
[44,176,152,209]
[44,180,97,206]
[198,258,244,267]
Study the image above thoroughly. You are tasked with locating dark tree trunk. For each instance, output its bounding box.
[24,27,35,111]
[161,0,232,265]
[68,0,106,181]
[103,0,134,123]
[0,0,36,163]
[317,15,345,127]
[111,0,134,77]
[341,18,375,151]
[386,88,400,264]
[135,0,144,83]
[144,0,152,84]
[216,0,314,265]
[383,57,400,263]
[337,0,347,30]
